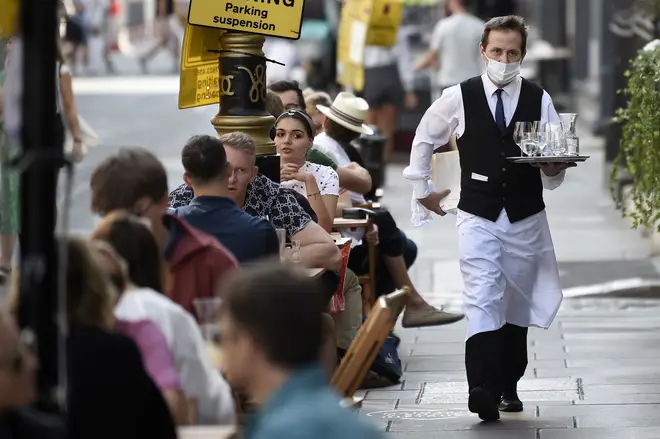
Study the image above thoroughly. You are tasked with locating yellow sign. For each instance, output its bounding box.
[365,0,403,47]
[187,0,304,40]
[336,0,403,91]
[178,23,225,109]
[0,0,19,37]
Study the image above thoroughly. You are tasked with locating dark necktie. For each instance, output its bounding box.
[495,89,506,133]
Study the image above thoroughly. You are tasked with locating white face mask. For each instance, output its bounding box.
[486,58,521,85]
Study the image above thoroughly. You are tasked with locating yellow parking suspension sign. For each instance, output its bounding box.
[178,23,225,109]
[187,0,305,40]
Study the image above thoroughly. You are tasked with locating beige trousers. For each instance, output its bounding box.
[331,269,363,350]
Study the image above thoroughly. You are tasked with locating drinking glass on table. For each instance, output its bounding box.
[193,298,223,344]
[282,240,302,264]
[276,228,286,259]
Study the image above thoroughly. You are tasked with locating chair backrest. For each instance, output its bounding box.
[331,287,410,397]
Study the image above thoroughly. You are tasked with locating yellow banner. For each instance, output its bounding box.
[336,0,403,91]
[366,0,403,47]
[178,24,224,110]
[187,0,304,40]
[0,0,19,37]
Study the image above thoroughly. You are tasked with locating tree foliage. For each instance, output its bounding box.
[612,42,660,230]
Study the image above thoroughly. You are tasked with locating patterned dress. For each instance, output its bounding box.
[0,69,20,235]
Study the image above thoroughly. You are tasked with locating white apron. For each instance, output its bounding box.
[457,208,563,340]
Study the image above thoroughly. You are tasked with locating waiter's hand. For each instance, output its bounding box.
[418,189,452,216]
[536,162,577,176]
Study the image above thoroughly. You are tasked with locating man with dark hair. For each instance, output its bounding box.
[172,135,280,263]
[90,147,238,314]
[404,15,575,421]
[268,80,306,110]
[218,264,383,439]
[265,89,285,118]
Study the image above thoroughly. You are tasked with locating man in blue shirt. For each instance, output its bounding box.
[173,135,280,263]
[218,264,383,439]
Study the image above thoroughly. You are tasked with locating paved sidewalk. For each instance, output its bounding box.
[356,138,660,437]
[359,298,660,438]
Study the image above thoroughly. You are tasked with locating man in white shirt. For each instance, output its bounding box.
[414,0,485,100]
[403,16,576,422]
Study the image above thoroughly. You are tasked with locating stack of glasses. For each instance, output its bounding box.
[513,113,580,157]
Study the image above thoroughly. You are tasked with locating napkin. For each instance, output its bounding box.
[433,150,461,214]
[410,150,462,227]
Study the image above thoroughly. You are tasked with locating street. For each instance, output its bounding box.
[69,67,660,438]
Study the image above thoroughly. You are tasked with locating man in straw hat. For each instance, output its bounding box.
[403,16,576,421]
[315,92,464,328]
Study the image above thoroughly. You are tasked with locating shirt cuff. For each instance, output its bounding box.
[410,179,435,227]
[412,179,433,199]
[541,169,565,190]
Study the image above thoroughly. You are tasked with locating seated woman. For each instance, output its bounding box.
[275,109,339,233]
[7,237,177,439]
[274,110,349,375]
[89,241,186,423]
[90,211,236,426]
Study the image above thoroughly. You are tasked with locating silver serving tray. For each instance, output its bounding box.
[507,155,590,164]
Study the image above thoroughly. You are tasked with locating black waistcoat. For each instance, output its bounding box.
[456,76,544,223]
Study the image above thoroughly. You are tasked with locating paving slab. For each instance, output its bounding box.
[539,427,660,439]
[541,405,660,428]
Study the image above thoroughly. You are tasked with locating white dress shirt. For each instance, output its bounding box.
[403,73,565,227]
[115,288,235,425]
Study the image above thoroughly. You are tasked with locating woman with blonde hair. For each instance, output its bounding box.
[8,236,177,438]
[88,239,188,424]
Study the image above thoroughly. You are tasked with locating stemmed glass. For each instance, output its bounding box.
[513,121,540,157]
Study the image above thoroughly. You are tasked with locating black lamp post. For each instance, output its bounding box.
[18,0,64,414]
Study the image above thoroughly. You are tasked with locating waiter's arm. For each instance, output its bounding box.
[539,91,569,190]
[403,86,460,218]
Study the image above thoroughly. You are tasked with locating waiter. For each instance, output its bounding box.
[403,15,576,422]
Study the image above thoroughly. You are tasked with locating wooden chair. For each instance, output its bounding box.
[332,217,378,313]
[357,217,377,313]
[331,287,410,398]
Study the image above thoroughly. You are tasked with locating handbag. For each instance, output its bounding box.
[58,63,100,161]
[63,113,100,161]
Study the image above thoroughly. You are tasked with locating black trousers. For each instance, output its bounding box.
[465,323,529,401]
[347,209,418,298]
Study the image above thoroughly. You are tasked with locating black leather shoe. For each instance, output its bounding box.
[468,387,500,422]
[499,393,523,412]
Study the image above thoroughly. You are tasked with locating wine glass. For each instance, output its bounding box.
[513,121,540,156]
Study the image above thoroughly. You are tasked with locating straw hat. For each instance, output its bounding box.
[316,92,374,135]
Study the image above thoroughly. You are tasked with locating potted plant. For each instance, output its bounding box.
[612,38,660,231]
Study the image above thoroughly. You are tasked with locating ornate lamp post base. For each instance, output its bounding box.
[210,31,280,183]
